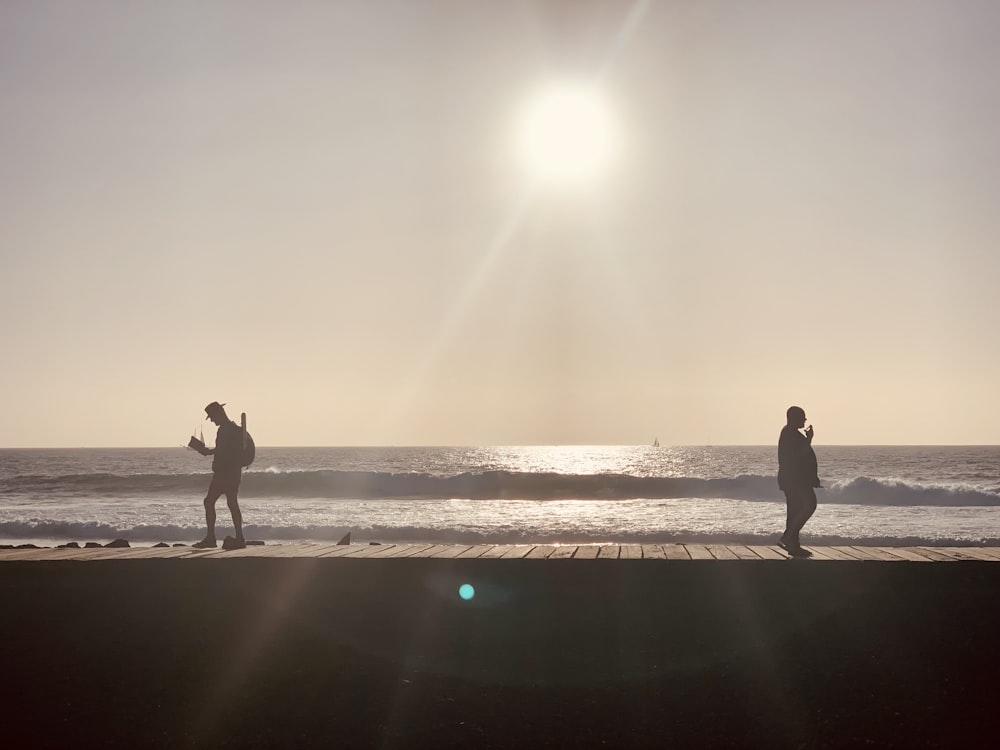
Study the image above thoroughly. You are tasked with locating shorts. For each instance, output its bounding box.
[207,469,241,499]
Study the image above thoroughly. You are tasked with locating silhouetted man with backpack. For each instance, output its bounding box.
[193,401,246,549]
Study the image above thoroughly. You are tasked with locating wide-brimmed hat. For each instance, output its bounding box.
[205,401,226,418]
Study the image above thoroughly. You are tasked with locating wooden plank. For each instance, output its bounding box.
[81,546,171,559]
[953,547,1000,562]
[844,547,892,561]
[0,546,97,560]
[525,545,555,559]
[597,546,620,560]
[933,547,977,562]
[705,545,739,560]
[244,543,297,556]
[684,545,715,560]
[967,547,1000,561]
[801,547,839,561]
[809,546,858,561]
[85,546,200,560]
[346,543,403,558]
[186,545,270,558]
[477,545,511,559]
[339,544,400,558]
[353,544,407,559]
[912,546,958,562]
[828,546,868,561]
[573,546,600,560]
[620,545,643,560]
[547,545,578,560]
[747,545,786,560]
[874,546,933,562]
[940,547,995,562]
[501,545,536,559]
[920,547,976,562]
[40,547,121,560]
[860,546,917,562]
[145,545,221,558]
[187,543,297,558]
[849,546,904,562]
[67,547,133,561]
[455,545,496,559]
[429,545,473,559]
[291,542,353,557]
[299,543,343,556]
[391,544,438,558]
[415,545,457,558]
[148,547,227,559]
[727,545,761,561]
[87,546,163,559]
[0,547,70,560]
[640,545,666,560]
[316,543,374,558]
[5,547,110,561]
[253,544,316,556]
[0,548,41,561]
[255,543,324,557]
[661,544,691,560]
[769,545,793,559]
[211,543,275,558]
[199,543,313,558]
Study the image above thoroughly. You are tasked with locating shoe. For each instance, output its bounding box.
[222,536,246,551]
[785,544,812,558]
[778,533,813,557]
[192,538,217,549]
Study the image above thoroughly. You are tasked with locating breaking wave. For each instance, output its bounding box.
[4,470,1000,507]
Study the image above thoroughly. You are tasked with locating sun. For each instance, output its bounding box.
[516,83,618,185]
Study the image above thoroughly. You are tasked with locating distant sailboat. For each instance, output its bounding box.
[652,437,660,448]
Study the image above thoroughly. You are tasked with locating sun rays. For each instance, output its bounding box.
[381,2,652,436]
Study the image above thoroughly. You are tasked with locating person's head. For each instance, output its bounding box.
[205,401,228,426]
[786,405,806,428]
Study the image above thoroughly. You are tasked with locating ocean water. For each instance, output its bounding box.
[1,445,998,547]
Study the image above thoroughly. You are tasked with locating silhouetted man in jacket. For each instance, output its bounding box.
[778,405,820,557]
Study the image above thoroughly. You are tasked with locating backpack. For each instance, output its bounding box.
[241,430,256,467]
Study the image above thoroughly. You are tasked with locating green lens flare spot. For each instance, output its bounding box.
[459,583,475,601]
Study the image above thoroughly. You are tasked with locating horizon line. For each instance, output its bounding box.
[1,443,998,451]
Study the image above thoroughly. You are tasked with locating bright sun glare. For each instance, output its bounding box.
[517,83,617,185]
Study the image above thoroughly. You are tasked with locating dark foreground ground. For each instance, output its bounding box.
[2,557,999,748]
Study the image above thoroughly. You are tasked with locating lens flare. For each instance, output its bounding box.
[516,83,618,184]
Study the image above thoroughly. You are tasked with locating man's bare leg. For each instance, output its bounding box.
[195,491,220,548]
[227,493,245,544]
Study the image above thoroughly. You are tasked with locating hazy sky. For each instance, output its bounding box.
[2,0,999,447]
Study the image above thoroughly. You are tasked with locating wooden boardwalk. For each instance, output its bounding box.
[2,543,1000,562]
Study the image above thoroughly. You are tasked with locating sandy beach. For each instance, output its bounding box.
[2,549,999,748]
